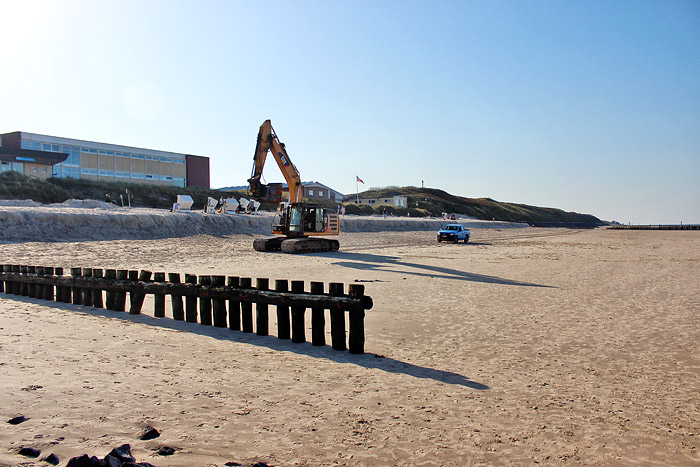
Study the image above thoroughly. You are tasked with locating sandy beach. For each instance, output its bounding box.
[1,206,699,466]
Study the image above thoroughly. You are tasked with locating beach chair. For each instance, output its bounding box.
[223,198,239,214]
[205,197,218,214]
[174,195,194,212]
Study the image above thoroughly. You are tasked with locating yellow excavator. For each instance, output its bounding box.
[247,120,340,253]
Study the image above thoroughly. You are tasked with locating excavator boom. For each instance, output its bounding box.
[248,120,303,203]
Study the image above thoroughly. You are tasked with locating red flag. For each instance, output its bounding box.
[356,175,364,184]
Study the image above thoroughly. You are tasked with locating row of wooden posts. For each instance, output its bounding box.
[0,265,373,354]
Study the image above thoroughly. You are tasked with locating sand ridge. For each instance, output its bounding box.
[0,200,526,242]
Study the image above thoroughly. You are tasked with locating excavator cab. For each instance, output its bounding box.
[261,202,339,253]
[273,203,336,236]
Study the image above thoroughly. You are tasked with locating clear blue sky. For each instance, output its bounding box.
[2,0,698,224]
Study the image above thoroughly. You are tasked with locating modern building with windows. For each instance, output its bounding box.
[353,195,407,207]
[0,131,210,188]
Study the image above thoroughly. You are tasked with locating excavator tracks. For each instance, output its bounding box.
[253,236,340,254]
[253,237,285,252]
[280,237,340,254]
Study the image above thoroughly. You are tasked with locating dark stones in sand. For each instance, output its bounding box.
[7,415,28,425]
[226,461,272,467]
[157,446,176,456]
[43,453,60,465]
[67,448,156,466]
[18,446,41,458]
[66,454,101,467]
[139,426,160,440]
[105,444,135,464]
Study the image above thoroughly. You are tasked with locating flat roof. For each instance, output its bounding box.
[0,147,68,165]
[2,131,203,160]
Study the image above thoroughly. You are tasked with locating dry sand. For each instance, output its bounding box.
[0,207,699,466]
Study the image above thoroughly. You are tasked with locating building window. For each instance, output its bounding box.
[42,167,46,173]
[318,190,323,197]
[308,189,314,196]
[33,167,38,172]
[21,141,41,150]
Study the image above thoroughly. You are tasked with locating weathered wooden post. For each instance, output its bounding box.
[127,270,139,311]
[4,265,12,294]
[55,267,67,303]
[43,267,55,301]
[28,266,38,298]
[291,280,306,343]
[71,268,83,305]
[310,281,326,346]
[153,272,166,318]
[4,266,11,294]
[227,276,241,331]
[104,269,116,310]
[8,264,17,294]
[348,284,365,354]
[114,270,128,311]
[329,282,347,351]
[6,264,13,293]
[198,275,212,325]
[212,275,227,327]
[4,265,11,294]
[169,273,184,321]
[185,274,198,323]
[240,277,253,333]
[20,266,29,296]
[13,265,21,295]
[256,278,269,336]
[91,268,103,308]
[129,270,152,314]
[1,265,8,294]
[275,279,290,340]
[15,265,23,294]
[82,268,94,307]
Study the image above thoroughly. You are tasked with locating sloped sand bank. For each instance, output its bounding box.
[0,200,526,241]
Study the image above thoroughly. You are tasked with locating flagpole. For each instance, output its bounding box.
[356,178,359,204]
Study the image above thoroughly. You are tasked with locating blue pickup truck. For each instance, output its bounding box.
[437,224,470,243]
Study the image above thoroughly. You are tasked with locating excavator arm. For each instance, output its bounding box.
[248,120,303,203]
